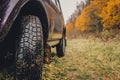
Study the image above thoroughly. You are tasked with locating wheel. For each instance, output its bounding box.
[56,37,66,57]
[15,15,44,80]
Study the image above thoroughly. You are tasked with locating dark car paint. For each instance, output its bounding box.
[0,0,65,45]
[43,0,64,41]
[0,0,29,41]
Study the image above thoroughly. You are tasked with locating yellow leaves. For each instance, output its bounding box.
[75,12,91,32]
[66,0,120,34]
[75,1,103,32]
[99,0,120,29]
[75,0,120,31]
[66,22,74,33]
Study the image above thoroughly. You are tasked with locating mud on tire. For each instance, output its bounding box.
[15,15,44,80]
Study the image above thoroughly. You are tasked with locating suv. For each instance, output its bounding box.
[0,0,66,79]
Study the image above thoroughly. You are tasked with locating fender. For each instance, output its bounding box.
[0,0,50,41]
[0,0,29,41]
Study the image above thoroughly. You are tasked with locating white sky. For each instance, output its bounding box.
[60,0,85,23]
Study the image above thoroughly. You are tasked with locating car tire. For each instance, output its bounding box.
[56,37,66,57]
[15,15,44,80]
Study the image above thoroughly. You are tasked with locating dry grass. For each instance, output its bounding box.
[0,37,120,80]
[43,37,120,80]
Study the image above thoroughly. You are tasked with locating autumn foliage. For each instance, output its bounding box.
[66,0,120,37]
[100,0,120,29]
[66,22,74,33]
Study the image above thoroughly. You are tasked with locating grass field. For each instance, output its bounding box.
[43,37,120,80]
[0,37,120,80]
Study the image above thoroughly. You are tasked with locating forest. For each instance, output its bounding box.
[66,0,120,39]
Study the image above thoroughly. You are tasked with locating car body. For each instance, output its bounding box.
[0,0,66,79]
[0,0,65,45]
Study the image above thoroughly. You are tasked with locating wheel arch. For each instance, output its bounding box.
[0,0,49,67]
[12,0,49,42]
[21,1,49,42]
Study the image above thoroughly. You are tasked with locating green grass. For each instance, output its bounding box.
[1,37,120,80]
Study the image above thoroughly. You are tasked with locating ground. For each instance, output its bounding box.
[43,37,120,80]
[0,37,120,80]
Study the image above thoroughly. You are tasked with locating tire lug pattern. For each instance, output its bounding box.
[16,15,44,80]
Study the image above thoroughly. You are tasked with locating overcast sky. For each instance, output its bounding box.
[60,0,85,23]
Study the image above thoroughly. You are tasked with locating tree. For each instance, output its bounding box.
[75,0,109,32]
[66,22,74,33]
[99,0,120,29]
